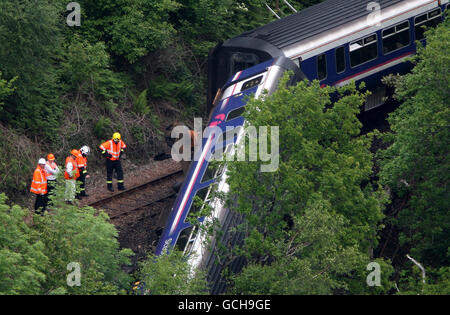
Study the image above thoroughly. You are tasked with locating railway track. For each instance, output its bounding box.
[87,168,184,221]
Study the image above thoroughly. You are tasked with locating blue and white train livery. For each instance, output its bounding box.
[155,57,304,293]
[156,0,447,294]
[208,0,448,111]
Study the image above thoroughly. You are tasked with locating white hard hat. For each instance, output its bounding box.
[80,145,90,155]
[38,158,46,165]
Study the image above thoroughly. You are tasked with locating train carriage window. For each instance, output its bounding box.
[382,21,410,54]
[230,52,260,76]
[350,33,378,67]
[317,53,327,80]
[335,46,345,74]
[176,226,194,252]
[226,106,246,122]
[221,126,242,145]
[176,225,200,254]
[201,160,225,183]
[190,186,211,215]
[183,225,199,255]
[415,8,442,40]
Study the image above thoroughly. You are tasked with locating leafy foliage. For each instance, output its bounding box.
[61,37,129,102]
[0,0,64,139]
[138,249,208,295]
[0,126,42,203]
[378,18,450,268]
[71,0,180,64]
[0,194,47,294]
[0,181,133,294]
[221,76,387,294]
[0,72,16,110]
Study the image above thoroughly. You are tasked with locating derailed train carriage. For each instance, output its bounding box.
[208,0,448,112]
[156,56,304,294]
[156,0,447,294]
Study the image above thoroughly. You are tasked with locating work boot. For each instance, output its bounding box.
[107,185,114,192]
[118,184,126,191]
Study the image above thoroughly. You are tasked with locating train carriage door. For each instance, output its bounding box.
[335,46,346,75]
[317,53,327,81]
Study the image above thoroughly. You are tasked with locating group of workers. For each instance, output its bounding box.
[30,132,127,214]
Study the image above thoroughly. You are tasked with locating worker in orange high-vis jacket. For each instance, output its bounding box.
[76,145,91,198]
[99,132,127,192]
[64,149,80,203]
[31,158,48,215]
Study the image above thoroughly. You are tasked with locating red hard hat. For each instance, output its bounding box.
[47,153,55,161]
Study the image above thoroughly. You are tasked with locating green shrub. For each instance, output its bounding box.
[94,117,113,139]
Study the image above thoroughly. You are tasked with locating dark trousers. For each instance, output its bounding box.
[106,159,124,189]
[34,194,48,215]
[76,169,87,196]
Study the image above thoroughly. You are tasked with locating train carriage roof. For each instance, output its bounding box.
[231,0,404,49]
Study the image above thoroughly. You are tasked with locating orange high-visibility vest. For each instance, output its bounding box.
[99,139,127,160]
[30,166,47,195]
[64,156,80,180]
[76,152,87,169]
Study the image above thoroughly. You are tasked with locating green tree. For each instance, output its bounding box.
[229,199,365,294]
[220,76,387,294]
[0,0,65,139]
[60,37,129,106]
[0,72,16,110]
[0,194,47,294]
[378,18,450,268]
[138,249,209,295]
[0,183,133,294]
[69,0,180,64]
[32,180,133,294]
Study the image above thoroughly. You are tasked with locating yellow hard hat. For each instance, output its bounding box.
[113,132,121,140]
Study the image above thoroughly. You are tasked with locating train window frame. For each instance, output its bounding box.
[220,126,242,146]
[317,53,327,81]
[183,225,199,255]
[200,159,225,184]
[230,52,260,77]
[349,33,378,68]
[226,106,246,122]
[382,20,411,55]
[175,226,195,252]
[190,185,212,215]
[414,8,442,41]
[335,46,346,74]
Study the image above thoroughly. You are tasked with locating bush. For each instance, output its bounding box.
[0,184,133,294]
